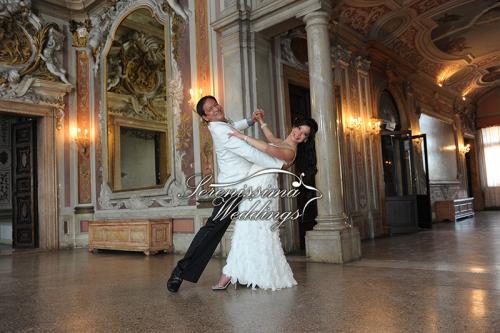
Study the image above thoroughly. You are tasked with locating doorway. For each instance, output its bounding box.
[381,131,431,232]
[0,115,38,250]
[287,83,317,250]
[379,91,431,233]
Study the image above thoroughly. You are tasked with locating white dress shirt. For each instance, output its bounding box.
[208,120,284,189]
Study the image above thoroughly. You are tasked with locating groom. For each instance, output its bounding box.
[167,96,284,292]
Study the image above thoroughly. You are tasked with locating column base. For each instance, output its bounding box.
[305,227,361,263]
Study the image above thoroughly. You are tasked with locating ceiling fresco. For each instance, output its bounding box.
[336,0,500,100]
[432,2,500,58]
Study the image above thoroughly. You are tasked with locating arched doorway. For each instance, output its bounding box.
[379,90,431,233]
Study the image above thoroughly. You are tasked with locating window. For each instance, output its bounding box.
[481,126,500,187]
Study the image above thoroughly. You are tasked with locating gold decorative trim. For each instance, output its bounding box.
[1,3,71,99]
[69,19,92,48]
[162,1,185,62]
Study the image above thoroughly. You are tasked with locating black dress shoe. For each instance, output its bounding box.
[167,276,183,292]
[167,266,183,292]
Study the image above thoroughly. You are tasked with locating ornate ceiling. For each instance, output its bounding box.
[40,0,100,11]
[335,0,500,101]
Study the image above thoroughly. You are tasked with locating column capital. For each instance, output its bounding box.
[332,44,352,66]
[355,56,371,72]
[302,10,330,27]
[296,0,334,22]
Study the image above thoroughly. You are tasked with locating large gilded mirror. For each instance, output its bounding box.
[106,8,170,192]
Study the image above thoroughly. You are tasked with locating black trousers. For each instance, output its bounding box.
[176,194,243,283]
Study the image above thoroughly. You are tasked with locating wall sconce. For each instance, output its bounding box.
[189,88,204,109]
[460,143,471,155]
[346,116,363,131]
[70,127,90,154]
[366,117,382,135]
[412,137,423,153]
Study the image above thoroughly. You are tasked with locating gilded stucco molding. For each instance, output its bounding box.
[0,3,70,85]
[280,27,308,71]
[355,56,371,73]
[332,44,352,66]
[0,78,69,129]
[107,31,167,122]
[453,97,475,136]
[0,0,71,127]
[84,0,188,72]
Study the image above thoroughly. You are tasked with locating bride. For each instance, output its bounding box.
[212,110,318,291]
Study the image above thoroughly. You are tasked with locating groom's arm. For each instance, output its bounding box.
[223,134,284,169]
[232,118,254,131]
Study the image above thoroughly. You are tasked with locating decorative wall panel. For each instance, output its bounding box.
[356,58,379,213]
[0,117,12,209]
[334,46,383,239]
[94,65,102,208]
[195,0,214,187]
[173,218,194,233]
[176,0,195,200]
[76,51,92,204]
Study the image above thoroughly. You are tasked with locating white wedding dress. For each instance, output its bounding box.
[222,164,297,291]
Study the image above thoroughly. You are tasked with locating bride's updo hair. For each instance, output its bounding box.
[292,117,319,176]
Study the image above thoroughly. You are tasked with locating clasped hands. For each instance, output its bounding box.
[228,108,266,139]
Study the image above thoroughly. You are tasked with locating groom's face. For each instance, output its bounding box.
[202,98,225,122]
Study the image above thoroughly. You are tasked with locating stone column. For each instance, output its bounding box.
[303,10,361,263]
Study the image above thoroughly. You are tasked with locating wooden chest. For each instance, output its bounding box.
[88,219,173,255]
[435,198,474,222]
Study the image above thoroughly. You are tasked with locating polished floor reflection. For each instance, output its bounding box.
[1,212,500,332]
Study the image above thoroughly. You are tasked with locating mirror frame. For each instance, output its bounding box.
[108,115,169,191]
[97,1,187,208]
[105,6,170,193]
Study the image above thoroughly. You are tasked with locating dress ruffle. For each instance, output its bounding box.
[222,165,297,291]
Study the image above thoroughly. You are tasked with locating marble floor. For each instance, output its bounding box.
[1,212,500,332]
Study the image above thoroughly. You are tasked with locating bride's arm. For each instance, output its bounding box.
[256,110,281,144]
[228,129,293,163]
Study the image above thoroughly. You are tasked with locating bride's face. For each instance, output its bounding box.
[290,125,311,144]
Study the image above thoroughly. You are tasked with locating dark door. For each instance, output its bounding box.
[381,131,419,233]
[288,83,317,250]
[12,119,37,248]
[413,134,432,228]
